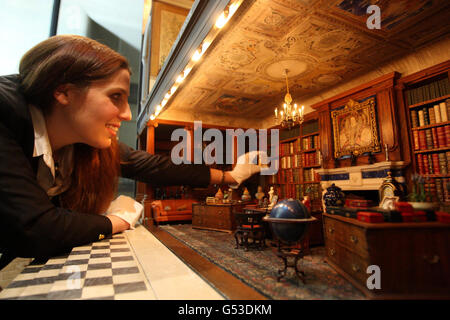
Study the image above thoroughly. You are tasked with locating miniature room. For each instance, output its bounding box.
[0,0,449,302]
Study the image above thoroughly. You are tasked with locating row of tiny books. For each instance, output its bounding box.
[412,125,450,150]
[280,135,319,156]
[410,99,450,128]
[420,177,450,204]
[270,168,320,184]
[416,152,450,175]
[301,135,318,150]
[280,152,320,169]
[277,184,322,202]
[405,77,450,106]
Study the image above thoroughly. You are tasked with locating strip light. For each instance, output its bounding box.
[150,1,243,121]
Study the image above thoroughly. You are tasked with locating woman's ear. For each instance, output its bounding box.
[53,84,72,105]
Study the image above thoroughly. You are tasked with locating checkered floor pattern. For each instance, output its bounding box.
[0,235,154,300]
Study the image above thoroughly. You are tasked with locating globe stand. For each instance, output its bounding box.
[273,241,306,283]
[263,216,317,284]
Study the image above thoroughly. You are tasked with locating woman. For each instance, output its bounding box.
[0,35,261,269]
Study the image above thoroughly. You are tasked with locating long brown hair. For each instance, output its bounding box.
[19,35,130,214]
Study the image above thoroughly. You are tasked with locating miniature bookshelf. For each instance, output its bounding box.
[401,61,450,203]
[268,116,323,214]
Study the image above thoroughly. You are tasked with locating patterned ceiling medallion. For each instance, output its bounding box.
[259,55,317,81]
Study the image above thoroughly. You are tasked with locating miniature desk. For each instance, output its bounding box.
[0,225,223,300]
[192,203,246,233]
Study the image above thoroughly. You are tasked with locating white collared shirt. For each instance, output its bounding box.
[28,105,73,197]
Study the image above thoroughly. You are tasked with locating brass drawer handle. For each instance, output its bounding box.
[350,235,358,244]
[423,255,440,264]
[352,264,360,272]
[329,248,336,256]
[328,227,335,234]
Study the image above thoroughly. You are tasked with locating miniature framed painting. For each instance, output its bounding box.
[331,97,381,159]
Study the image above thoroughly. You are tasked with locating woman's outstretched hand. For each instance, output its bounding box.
[229,150,267,188]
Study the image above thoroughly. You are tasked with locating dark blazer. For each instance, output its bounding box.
[0,75,210,266]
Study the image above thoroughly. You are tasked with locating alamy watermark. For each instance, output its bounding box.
[367,5,381,30]
[366,265,381,290]
[170,121,279,175]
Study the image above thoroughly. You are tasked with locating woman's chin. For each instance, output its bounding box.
[90,138,113,149]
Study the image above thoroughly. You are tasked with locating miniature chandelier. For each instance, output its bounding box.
[274,69,304,129]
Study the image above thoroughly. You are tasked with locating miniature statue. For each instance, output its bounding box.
[255,185,265,201]
[268,186,275,203]
[302,195,311,212]
[223,189,230,203]
[241,187,251,201]
[268,194,278,210]
[262,197,269,208]
[215,188,223,202]
[228,187,234,202]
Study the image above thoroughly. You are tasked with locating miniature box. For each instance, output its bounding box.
[357,211,384,223]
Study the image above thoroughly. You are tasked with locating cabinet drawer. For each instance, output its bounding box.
[326,239,370,287]
[324,217,368,258]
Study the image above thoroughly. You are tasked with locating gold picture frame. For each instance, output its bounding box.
[150,2,189,80]
[331,97,381,158]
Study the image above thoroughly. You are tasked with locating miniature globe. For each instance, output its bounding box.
[269,198,311,242]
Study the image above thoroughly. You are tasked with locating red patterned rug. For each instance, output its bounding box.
[160,224,366,300]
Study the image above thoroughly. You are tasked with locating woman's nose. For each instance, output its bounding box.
[119,103,132,121]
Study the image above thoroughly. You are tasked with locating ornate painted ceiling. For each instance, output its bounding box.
[158,0,450,126]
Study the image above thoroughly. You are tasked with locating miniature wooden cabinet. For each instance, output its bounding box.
[192,203,246,233]
[323,212,450,299]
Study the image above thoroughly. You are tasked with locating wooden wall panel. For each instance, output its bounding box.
[311,72,401,168]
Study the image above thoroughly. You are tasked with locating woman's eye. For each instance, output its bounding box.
[111,93,122,100]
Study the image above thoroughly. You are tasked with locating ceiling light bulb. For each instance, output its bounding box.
[215,12,227,28]
[229,2,239,17]
[192,49,202,61]
[183,67,192,77]
[202,41,211,52]
[150,114,155,121]
[176,75,184,83]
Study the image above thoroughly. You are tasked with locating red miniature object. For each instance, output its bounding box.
[412,210,427,222]
[394,202,414,213]
[302,196,311,212]
[357,211,384,223]
[436,211,450,223]
[345,199,373,208]
[401,212,414,222]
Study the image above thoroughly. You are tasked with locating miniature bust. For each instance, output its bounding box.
[255,186,264,201]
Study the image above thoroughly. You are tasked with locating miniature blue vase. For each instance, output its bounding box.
[323,183,345,207]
